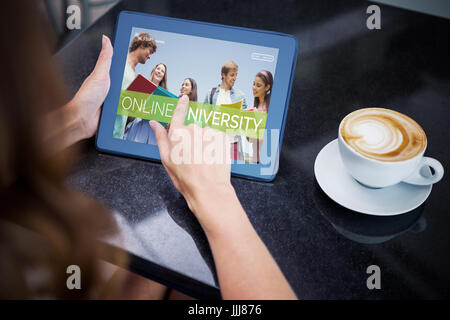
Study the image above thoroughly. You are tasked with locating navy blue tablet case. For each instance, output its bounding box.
[96,11,298,181]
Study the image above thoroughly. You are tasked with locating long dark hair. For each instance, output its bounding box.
[0,0,124,298]
[150,63,168,90]
[253,70,273,111]
[179,78,198,102]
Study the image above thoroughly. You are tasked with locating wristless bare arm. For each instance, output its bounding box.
[150,96,297,300]
[194,188,297,299]
[42,35,113,153]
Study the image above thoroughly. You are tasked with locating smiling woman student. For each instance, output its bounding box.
[246,70,273,163]
[149,63,168,89]
[165,78,198,131]
[125,63,169,144]
[179,78,198,102]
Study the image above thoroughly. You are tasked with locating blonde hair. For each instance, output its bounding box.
[221,61,238,80]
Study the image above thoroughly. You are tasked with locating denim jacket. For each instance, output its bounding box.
[203,85,248,109]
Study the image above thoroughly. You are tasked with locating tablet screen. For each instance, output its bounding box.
[113,26,279,164]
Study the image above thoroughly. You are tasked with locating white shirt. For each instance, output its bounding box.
[215,88,232,106]
[114,62,136,139]
[122,62,135,90]
[215,88,238,143]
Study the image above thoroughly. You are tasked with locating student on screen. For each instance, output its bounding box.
[179,78,198,102]
[203,60,247,108]
[246,70,273,163]
[113,32,157,139]
[163,78,198,132]
[203,61,248,160]
[251,70,273,113]
[125,63,169,144]
[149,63,168,89]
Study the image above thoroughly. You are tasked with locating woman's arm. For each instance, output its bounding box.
[192,187,297,299]
[150,96,297,300]
[42,35,113,153]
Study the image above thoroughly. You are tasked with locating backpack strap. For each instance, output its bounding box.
[210,87,217,104]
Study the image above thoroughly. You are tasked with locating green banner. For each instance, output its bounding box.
[117,90,267,139]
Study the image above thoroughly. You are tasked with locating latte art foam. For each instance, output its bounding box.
[341,108,426,161]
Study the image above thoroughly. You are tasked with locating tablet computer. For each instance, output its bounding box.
[97,11,298,181]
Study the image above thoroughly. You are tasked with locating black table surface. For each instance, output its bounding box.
[57,0,450,299]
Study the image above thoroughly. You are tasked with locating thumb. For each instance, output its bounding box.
[93,35,113,77]
[149,121,170,162]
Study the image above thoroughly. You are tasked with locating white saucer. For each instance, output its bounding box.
[314,139,432,216]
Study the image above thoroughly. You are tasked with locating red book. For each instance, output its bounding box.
[126,74,157,94]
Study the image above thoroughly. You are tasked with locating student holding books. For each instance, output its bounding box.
[203,61,248,160]
[203,61,247,108]
[125,63,170,144]
[113,32,157,139]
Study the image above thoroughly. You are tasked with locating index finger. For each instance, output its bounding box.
[170,94,189,129]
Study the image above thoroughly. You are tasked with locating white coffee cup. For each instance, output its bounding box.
[338,109,444,188]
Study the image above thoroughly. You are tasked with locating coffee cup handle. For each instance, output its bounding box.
[402,157,444,186]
